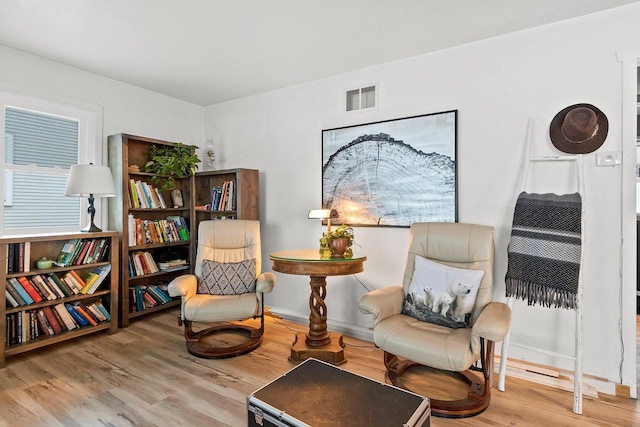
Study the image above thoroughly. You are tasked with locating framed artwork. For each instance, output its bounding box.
[322,110,457,227]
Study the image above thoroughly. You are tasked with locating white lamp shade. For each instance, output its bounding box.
[65,164,117,197]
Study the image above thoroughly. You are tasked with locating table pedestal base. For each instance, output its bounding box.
[289,332,346,365]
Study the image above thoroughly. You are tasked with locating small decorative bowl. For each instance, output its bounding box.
[36,258,54,269]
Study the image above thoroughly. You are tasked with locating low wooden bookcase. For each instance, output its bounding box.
[0,231,119,368]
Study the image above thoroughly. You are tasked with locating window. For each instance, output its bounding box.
[0,91,101,235]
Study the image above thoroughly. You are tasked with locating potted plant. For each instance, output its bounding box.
[319,224,355,258]
[144,143,201,191]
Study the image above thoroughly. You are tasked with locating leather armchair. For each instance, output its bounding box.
[359,222,510,418]
[168,220,276,358]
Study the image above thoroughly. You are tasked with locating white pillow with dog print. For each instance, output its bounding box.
[402,255,484,328]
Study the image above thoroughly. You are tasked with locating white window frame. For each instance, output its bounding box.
[0,89,103,235]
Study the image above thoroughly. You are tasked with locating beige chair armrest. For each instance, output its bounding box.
[358,286,404,325]
[256,272,276,294]
[472,302,511,342]
[167,274,197,300]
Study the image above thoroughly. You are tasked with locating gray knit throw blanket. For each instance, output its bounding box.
[505,192,582,310]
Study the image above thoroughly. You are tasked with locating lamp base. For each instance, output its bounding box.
[81,222,103,233]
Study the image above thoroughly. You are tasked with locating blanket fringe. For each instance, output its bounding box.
[506,278,577,310]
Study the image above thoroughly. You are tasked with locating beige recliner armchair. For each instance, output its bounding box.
[168,220,276,358]
[358,222,510,418]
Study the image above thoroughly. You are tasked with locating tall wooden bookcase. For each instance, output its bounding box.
[108,134,194,327]
[0,231,118,367]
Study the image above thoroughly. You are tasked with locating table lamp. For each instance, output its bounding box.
[65,163,117,232]
[308,208,338,234]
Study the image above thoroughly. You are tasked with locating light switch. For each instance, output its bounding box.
[595,151,622,166]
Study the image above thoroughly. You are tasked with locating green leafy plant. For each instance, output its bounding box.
[144,143,201,191]
[319,224,355,258]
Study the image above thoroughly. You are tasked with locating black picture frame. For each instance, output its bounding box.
[322,110,458,227]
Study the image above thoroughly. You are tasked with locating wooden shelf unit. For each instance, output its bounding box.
[193,168,259,226]
[0,231,119,368]
[108,133,194,327]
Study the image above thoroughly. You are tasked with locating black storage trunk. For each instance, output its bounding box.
[247,358,430,427]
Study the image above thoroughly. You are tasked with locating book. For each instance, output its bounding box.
[35,309,54,336]
[83,265,111,294]
[31,275,57,300]
[16,276,44,303]
[93,300,111,321]
[5,281,26,306]
[74,302,98,326]
[68,270,87,290]
[54,304,78,330]
[7,278,34,305]
[5,289,19,308]
[46,274,74,297]
[74,304,97,326]
[65,303,88,327]
[55,239,80,267]
[86,303,106,322]
[42,306,63,334]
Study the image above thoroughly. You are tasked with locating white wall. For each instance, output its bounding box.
[205,5,640,390]
[0,46,204,157]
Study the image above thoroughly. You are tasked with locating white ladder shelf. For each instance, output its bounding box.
[497,118,585,415]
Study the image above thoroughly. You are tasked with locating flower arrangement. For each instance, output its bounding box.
[319,224,355,258]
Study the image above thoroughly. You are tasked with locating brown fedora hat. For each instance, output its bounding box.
[549,103,608,154]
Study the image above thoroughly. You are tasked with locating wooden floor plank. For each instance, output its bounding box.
[0,308,637,426]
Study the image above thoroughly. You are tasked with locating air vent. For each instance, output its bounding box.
[346,85,377,112]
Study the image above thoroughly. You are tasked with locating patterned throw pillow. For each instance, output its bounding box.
[402,255,484,329]
[199,259,256,295]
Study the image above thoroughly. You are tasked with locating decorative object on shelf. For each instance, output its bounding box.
[36,257,53,269]
[322,111,458,227]
[170,189,184,208]
[205,138,216,168]
[144,143,201,191]
[65,163,117,232]
[319,224,355,259]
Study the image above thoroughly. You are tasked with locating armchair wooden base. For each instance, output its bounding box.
[383,339,495,418]
[181,317,264,359]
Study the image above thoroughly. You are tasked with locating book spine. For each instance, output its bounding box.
[5,281,26,306]
[65,304,88,326]
[8,278,34,305]
[42,306,63,334]
[16,276,44,303]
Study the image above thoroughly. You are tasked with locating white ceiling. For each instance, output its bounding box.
[0,0,638,106]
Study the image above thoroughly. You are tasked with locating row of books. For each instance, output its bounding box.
[126,215,190,247]
[55,238,111,267]
[210,180,236,211]
[129,179,167,209]
[5,265,111,308]
[6,242,30,274]
[128,252,160,277]
[129,285,173,312]
[5,300,110,346]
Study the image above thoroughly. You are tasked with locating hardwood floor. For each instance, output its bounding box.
[0,309,637,426]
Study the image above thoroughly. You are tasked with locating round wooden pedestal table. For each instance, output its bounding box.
[269,249,366,365]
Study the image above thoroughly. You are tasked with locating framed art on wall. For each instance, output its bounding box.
[322,110,457,227]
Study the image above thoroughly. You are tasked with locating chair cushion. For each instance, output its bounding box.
[374,314,479,371]
[183,293,259,322]
[402,255,484,328]
[199,258,256,295]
